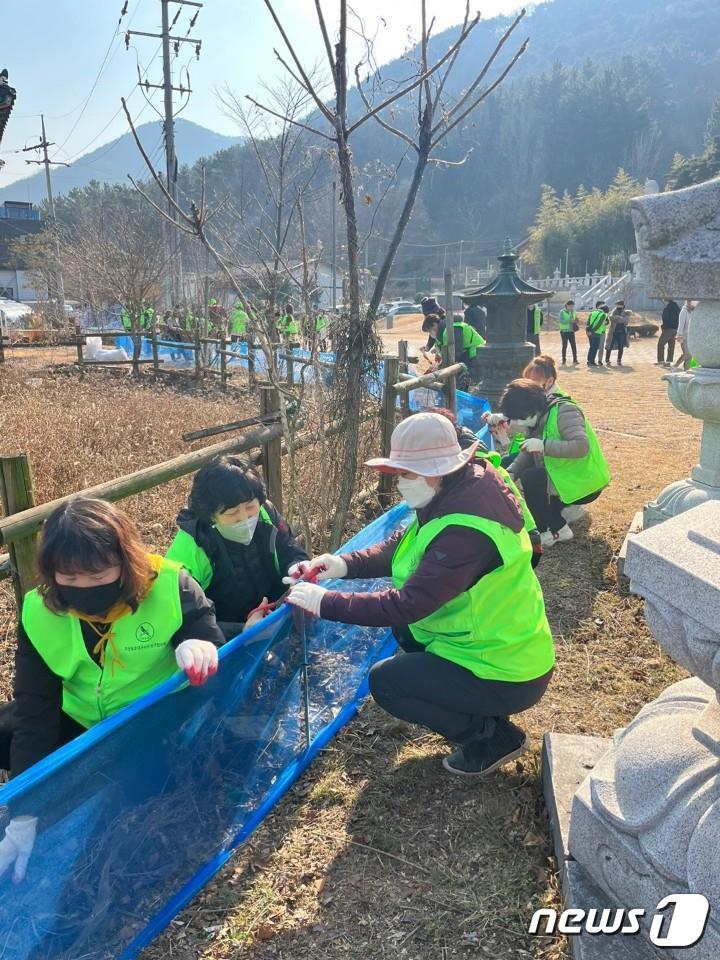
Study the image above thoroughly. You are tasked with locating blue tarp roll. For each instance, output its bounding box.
[0,504,411,960]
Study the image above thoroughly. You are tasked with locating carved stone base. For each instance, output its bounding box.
[569,678,720,959]
[644,477,720,528]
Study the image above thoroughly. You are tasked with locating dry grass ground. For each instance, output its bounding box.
[0,332,697,959]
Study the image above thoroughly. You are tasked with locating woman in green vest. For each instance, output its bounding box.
[230,300,249,342]
[558,299,579,365]
[284,413,554,777]
[500,379,611,547]
[166,457,308,638]
[0,498,224,881]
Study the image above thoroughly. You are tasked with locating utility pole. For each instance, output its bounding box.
[331,180,337,312]
[23,116,69,320]
[126,0,202,307]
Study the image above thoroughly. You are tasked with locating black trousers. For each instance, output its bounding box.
[0,701,85,774]
[560,331,578,362]
[528,333,541,356]
[520,466,601,534]
[368,631,551,744]
[605,331,625,364]
[587,334,602,364]
[657,330,676,363]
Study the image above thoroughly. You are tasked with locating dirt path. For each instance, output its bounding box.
[139,332,697,960]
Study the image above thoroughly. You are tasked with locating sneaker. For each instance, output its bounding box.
[562,359,567,365]
[561,504,587,523]
[573,359,579,365]
[587,362,597,367]
[555,524,574,542]
[540,530,555,548]
[442,719,529,777]
[598,361,604,367]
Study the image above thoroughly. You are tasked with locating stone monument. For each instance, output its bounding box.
[461,238,552,404]
[542,177,720,958]
[630,177,720,525]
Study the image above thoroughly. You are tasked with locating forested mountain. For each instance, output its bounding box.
[0,120,241,205]
[49,0,720,283]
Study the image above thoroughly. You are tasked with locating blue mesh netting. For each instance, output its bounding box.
[0,503,411,960]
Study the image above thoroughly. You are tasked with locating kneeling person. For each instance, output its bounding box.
[286,413,554,777]
[167,456,308,637]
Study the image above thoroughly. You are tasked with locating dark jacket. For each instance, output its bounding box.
[662,301,680,330]
[321,461,525,627]
[464,304,487,338]
[10,571,223,778]
[175,501,307,630]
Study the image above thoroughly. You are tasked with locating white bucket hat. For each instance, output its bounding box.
[366,412,478,477]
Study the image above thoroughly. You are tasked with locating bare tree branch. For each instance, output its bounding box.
[432,0,470,108]
[262,0,334,122]
[314,0,336,74]
[346,12,480,135]
[435,8,527,134]
[428,148,474,167]
[245,96,333,140]
[354,64,418,149]
[431,39,529,146]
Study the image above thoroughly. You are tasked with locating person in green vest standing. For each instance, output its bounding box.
[558,299,579,365]
[278,303,299,341]
[167,456,308,638]
[284,413,555,777]
[526,302,544,356]
[230,300,249,343]
[120,305,132,333]
[500,379,611,546]
[586,300,609,367]
[0,498,224,880]
[315,311,328,351]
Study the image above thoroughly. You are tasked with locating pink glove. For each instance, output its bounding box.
[286,582,326,617]
[175,639,219,686]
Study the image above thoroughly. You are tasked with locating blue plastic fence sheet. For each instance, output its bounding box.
[111,338,491,445]
[0,503,411,960]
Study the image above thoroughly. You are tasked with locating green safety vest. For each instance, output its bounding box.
[474,452,537,534]
[166,506,280,590]
[279,314,299,335]
[559,309,576,332]
[392,513,553,682]
[121,308,132,331]
[231,307,248,335]
[542,400,611,503]
[21,557,184,730]
[184,313,194,332]
[532,305,543,335]
[587,310,608,335]
[315,315,327,332]
[439,321,485,359]
[508,433,524,457]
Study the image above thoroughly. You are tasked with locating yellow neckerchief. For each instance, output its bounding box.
[69,554,163,676]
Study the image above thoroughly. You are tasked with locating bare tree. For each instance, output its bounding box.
[256,0,529,545]
[61,204,165,372]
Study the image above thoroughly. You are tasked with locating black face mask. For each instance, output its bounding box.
[57,578,123,617]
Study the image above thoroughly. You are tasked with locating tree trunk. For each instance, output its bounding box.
[367,147,430,322]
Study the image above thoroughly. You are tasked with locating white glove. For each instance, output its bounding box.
[175,639,219,686]
[0,816,38,884]
[482,412,508,428]
[284,554,348,585]
[286,582,326,617]
[521,437,544,454]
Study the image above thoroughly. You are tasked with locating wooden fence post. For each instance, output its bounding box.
[378,357,399,505]
[397,341,410,418]
[219,325,228,390]
[441,346,457,414]
[247,342,256,386]
[0,455,37,609]
[151,317,159,373]
[259,385,284,512]
[75,324,85,378]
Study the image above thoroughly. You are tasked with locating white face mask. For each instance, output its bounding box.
[397,476,436,509]
[215,515,259,545]
[508,414,538,434]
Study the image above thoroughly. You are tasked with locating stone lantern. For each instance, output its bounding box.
[461,238,553,403]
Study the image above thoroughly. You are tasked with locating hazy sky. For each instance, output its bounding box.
[1,0,521,189]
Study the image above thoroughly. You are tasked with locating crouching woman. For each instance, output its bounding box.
[0,497,224,881]
[286,413,555,777]
[500,379,611,546]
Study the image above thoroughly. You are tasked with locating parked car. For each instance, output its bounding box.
[387,303,422,317]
